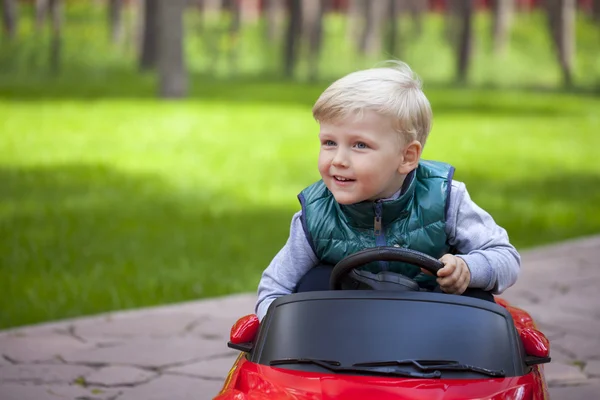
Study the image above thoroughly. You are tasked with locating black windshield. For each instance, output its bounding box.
[252,291,525,378]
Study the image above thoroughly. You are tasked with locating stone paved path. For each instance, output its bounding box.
[1,235,599,400]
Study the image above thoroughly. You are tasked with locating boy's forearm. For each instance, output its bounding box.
[458,245,520,293]
[447,181,521,294]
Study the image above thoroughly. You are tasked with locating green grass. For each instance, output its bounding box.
[1,5,600,328]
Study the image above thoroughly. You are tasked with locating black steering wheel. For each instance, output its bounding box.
[329,247,444,291]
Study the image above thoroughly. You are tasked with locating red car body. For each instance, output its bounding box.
[214,297,550,400]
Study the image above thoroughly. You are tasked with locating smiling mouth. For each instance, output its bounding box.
[334,176,355,182]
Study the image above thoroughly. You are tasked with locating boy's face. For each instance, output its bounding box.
[318,110,414,205]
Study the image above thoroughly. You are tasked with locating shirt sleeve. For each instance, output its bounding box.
[445,180,521,294]
[255,211,319,320]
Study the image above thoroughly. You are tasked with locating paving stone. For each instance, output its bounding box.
[0,383,121,400]
[0,335,93,363]
[85,365,157,387]
[63,337,237,368]
[547,347,576,364]
[75,313,203,339]
[548,381,600,400]
[118,374,224,400]
[550,334,600,360]
[189,316,240,341]
[584,360,600,377]
[545,362,589,386]
[0,364,94,384]
[514,305,600,340]
[166,354,239,380]
[175,294,256,320]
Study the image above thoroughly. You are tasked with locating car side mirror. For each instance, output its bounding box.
[227,314,259,353]
[519,327,551,366]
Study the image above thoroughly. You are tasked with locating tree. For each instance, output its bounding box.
[140,0,159,71]
[283,0,301,78]
[359,0,387,56]
[405,0,426,38]
[447,0,474,84]
[226,0,242,72]
[49,0,63,74]
[491,0,514,55]
[545,0,575,86]
[345,0,364,45]
[302,0,329,81]
[35,0,49,32]
[386,0,399,57]
[108,0,124,44]
[2,0,17,39]
[157,0,188,98]
[592,0,600,22]
[264,0,285,43]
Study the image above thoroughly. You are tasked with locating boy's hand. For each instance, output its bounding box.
[434,254,471,294]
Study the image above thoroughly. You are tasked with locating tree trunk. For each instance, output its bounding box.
[359,0,386,55]
[386,0,399,56]
[491,0,514,55]
[444,0,461,47]
[283,0,301,78]
[302,0,328,81]
[264,0,285,43]
[127,0,143,53]
[345,0,364,44]
[545,0,575,87]
[407,0,425,37]
[140,0,159,71]
[239,0,260,23]
[2,0,17,39]
[592,0,600,22]
[157,0,187,98]
[35,0,49,32]
[109,0,124,44]
[229,0,241,34]
[227,0,241,73]
[49,0,62,74]
[455,0,474,84]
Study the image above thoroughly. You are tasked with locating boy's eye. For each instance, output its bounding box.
[323,140,336,146]
[354,142,369,149]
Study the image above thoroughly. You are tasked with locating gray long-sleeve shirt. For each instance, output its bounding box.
[255,180,521,320]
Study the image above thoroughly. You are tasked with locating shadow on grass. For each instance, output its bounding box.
[1,70,598,119]
[1,163,599,328]
[0,163,296,328]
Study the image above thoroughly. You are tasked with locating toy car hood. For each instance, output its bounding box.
[215,356,545,400]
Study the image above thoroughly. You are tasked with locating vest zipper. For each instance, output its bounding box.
[374,202,383,236]
[374,202,388,270]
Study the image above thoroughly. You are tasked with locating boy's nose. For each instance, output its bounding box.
[331,150,349,167]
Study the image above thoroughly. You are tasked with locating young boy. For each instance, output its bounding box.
[255,61,520,320]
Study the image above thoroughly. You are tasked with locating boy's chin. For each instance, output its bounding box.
[332,194,366,205]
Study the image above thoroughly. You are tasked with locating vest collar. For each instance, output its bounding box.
[338,169,416,229]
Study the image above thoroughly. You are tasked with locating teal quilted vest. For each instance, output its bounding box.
[298,160,454,288]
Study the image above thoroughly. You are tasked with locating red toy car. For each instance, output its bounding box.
[214,247,551,400]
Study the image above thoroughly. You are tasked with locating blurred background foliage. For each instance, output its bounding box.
[1,0,599,328]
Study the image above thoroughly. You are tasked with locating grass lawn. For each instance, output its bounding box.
[1,5,599,328]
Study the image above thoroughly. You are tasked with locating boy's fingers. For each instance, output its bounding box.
[436,263,455,277]
[420,267,435,276]
[437,254,456,277]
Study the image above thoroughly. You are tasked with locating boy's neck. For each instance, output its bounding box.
[379,169,416,202]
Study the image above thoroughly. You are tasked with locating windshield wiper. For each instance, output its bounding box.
[269,358,440,378]
[353,359,505,378]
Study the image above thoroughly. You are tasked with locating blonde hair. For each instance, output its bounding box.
[312,61,432,146]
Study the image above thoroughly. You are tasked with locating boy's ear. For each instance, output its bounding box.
[398,140,422,174]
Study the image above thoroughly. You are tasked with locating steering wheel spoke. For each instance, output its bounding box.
[329,247,443,291]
